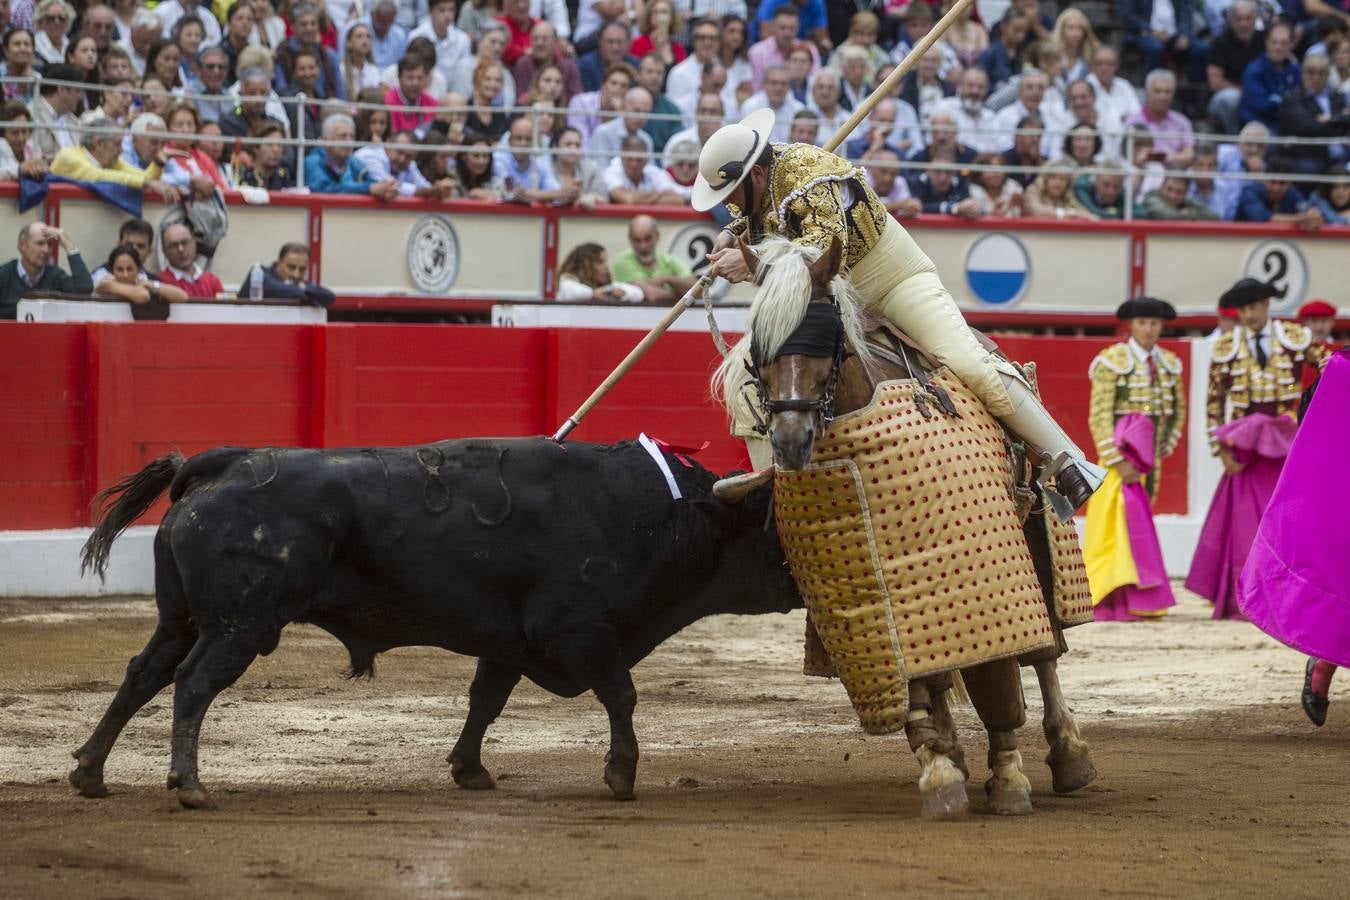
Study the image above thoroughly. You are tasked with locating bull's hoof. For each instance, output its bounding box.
[984,777,1033,816]
[68,754,108,798]
[176,786,216,810]
[919,780,969,820]
[450,758,497,791]
[603,763,636,801]
[1046,743,1098,795]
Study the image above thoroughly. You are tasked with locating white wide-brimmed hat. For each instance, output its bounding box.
[691,108,776,212]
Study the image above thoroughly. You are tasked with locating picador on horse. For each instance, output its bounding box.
[693,109,1103,817]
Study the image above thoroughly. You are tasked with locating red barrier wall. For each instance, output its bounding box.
[0,323,1189,529]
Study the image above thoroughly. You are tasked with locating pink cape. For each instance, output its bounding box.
[1184,413,1297,619]
[1239,351,1350,666]
[1095,413,1175,620]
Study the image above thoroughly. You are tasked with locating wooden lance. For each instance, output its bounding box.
[550,0,977,443]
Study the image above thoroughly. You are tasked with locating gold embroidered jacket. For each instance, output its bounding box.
[724,142,891,270]
[1206,320,1327,453]
[1088,342,1185,499]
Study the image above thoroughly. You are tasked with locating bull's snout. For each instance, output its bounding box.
[770,420,815,472]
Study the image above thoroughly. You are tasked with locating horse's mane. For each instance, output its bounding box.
[711,236,877,425]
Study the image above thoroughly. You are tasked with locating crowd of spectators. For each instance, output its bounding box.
[0,0,1346,298]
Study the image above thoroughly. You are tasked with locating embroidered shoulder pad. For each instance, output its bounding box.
[1275,319,1313,352]
[1210,331,1239,364]
[1157,347,1183,375]
[1088,343,1133,377]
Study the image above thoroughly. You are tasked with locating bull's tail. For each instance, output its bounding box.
[80,453,185,581]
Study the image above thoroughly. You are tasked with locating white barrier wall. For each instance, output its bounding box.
[6,186,1343,314]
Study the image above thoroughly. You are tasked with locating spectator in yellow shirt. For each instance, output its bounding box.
[50,116,180,201]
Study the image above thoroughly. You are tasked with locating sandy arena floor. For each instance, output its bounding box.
[1,585,1347,898]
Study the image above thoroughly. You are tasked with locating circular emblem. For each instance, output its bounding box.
[1243,239,1307,313]
[406,215,460,293]
[965,232,1030,306]
[667,222,721,276]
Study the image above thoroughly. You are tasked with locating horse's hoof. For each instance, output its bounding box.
[176,787,216,810]
[919,780,969,820]
[603,763,636,801]
[450,758,497,791]
[68,761,108,799]
[984,778,1033,816]
[1047,744,1098,794]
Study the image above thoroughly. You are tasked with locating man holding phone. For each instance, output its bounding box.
[0,222,93,318]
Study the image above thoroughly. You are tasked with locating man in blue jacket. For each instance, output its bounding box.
[304,114,400,198]
[1239,21,1300,131]
[238,242,336,307]
[1234,154,1324,228]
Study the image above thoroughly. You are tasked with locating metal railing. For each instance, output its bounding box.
[4,76,1346,220]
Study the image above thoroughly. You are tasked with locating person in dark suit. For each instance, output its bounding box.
[1119,0,1207,85]
[1277,53,1350,177]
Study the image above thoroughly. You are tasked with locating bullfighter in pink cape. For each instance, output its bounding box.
[1240,348,1349,726]
[1082,297,1185,620]
[1185,279,1328,619]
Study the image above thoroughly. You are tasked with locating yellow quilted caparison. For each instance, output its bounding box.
[774,374,1057,735]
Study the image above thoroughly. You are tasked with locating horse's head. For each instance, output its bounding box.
[743,236,848,471]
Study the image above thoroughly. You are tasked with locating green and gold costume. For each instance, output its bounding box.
[1087,341,1185,499]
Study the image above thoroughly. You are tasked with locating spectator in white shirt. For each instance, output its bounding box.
[806,66,847,140]
[556,241,645,303]
[992,70,1053,155]
[603,133,685,204]
[155,0,222,46]
[1086,46,1142,128]
[932,67,1003,154]
[662,90,724,167]
[408,0,470,94]
[354,129,455,197]
[738,63,804,141]
[589,86,656,168]
[493,115,579,202]
[666,16,721,106]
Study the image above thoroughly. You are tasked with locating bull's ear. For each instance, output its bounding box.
[808,236,843,287]
[712,468,774,502]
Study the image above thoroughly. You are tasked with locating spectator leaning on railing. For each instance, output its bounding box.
[864,147,922,218]
[238,241,335,306]
[1072,159,1136,219]
[157,222,223,298]
[236,120,296,190]
[92,218,157,284]
[0,222,92,319]
[94,243,189,305]
[0,100,48,181]
[305,113,400,198]
[1234,153,1324,229]
[908,144,979,219]
[51,115,180,200]
[603,132,685,204]
[356,128,456,198]
[1142,174,1222,220]
[609,213,697,302]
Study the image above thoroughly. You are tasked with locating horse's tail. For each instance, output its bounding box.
[80,453,185,581]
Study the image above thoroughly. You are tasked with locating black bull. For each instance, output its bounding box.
[71,438,800,808]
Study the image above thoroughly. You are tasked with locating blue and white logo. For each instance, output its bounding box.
[965,232,1030,306]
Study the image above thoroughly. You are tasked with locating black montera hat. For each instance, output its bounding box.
[1116,296,1177,320]
[1219,277,1278,309]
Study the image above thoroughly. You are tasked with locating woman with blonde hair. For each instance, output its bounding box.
[466,62,509,141]
[341,22,382,100]
[1023,164,1096,220]
[34,0,73,65]
[631,0,685,69]
[1051,8,1099,83]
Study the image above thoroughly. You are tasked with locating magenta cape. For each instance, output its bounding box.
[1094,413,1175,621]
[1239,352,1350,666]
[1184,413,1297,619]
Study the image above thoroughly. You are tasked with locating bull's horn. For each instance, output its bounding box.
[712,468,774,502]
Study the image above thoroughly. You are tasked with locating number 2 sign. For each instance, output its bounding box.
[1242,239,1308,313]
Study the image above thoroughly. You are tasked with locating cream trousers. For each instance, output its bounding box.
[848,218,1087,463]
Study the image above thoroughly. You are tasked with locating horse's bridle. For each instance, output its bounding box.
[743,295,849,436]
